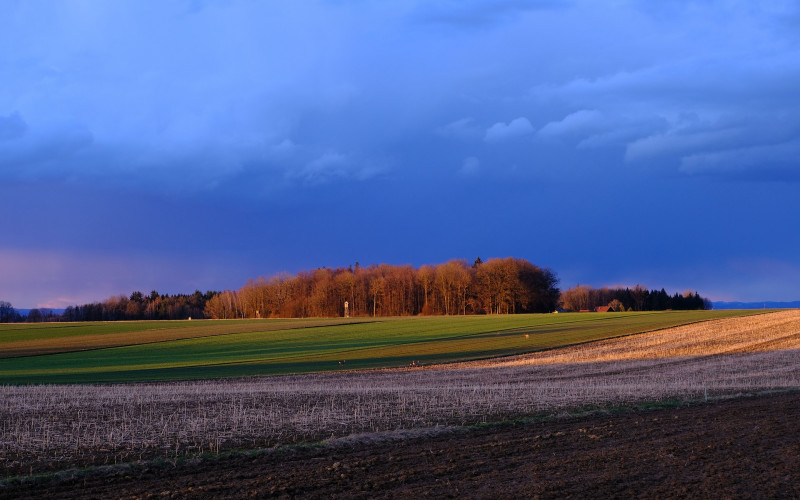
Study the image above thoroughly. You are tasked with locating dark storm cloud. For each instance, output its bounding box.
[0,120,93,177]
[533,48,800,179]
[2,0,800,306]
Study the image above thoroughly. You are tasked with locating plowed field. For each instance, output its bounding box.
[3,391,799,499]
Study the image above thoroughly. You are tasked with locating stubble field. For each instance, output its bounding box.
[1,309,799,498]
[5,391,799,499]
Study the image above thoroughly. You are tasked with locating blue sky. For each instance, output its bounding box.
[2,0,800,308]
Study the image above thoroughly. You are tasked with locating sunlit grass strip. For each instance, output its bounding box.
[0,310,764,384]
[0,318,375,358]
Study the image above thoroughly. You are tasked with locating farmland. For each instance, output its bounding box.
[2,309,799,497]
[0,310,760,384]
[5,392,799,499]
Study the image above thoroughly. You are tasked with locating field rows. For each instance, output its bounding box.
[1,309,798,476]
[0,310,759,383]
[0,318,372,358]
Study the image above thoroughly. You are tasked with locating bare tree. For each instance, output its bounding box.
[0,301,16,323]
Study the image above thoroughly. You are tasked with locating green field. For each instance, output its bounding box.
[0,310,766,384]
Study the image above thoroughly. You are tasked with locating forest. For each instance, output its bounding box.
[62,290,216,322]
[203,258,559,319]
[0,257,711,322]
[558,284,711,312]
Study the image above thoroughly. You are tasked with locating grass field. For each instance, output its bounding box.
[0,310,764,384]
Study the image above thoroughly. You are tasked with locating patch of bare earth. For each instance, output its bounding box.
[3,391,799,499]
[1,311,799,486]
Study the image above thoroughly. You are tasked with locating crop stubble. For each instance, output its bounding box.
[5,391,799,499]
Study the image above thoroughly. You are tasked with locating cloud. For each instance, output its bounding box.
[537,109,603,138]
[537,109,670,151]
[415,0,570,26]
[459,156,481,176]
[288,152,349,183]
[550,56,800,112]
[625,127,743,163]
[532,45,800,177]
[436,118,482,140]
[680,140,800,180]
[268,138,297,157]
[4,0,798,192]
[0,112,27,141]
[0,121,93,176]
[622,113,779,166]
[484,117,534,143]
[577,122,667,150]
[286,151,386,184]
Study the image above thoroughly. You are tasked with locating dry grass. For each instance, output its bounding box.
[2,310,799,475]
[475,308,800,365]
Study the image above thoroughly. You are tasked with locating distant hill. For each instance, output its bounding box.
[712,301,800,310]
[16,308,66,316]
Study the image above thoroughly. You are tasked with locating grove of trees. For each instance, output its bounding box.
[203,258,561,319]
[0,257,713,323]
[558,284,710,312]
[0,301,20,323]
[62,290,218,321]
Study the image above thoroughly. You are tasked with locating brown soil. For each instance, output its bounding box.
[3,391,800,499]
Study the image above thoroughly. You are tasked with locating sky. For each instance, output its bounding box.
[2,0,800,308]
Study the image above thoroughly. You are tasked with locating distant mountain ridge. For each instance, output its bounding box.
[712,301,800,310]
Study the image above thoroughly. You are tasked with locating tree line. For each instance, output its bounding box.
[558,284,711,312]
[0,301,22,323]
[0,257,712,323]
[203,258,560,319]
[1,302,63,323]
[0,292,219,323]
[62,290,218,321]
